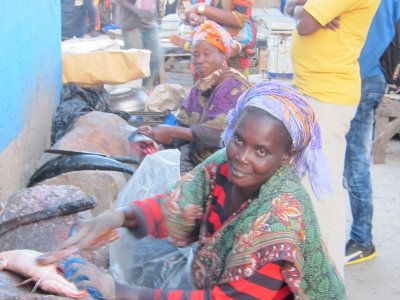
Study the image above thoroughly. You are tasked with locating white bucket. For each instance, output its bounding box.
[266,32,293,78]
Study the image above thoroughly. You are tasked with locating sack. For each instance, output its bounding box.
[380,20,400,87]
[62,49,150,86]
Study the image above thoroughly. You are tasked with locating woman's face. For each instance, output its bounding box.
[226,111,292,194]
[191,40,226,78]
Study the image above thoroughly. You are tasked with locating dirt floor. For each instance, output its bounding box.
[345,138,400,299]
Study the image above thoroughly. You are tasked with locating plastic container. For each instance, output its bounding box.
[266,32,293,78]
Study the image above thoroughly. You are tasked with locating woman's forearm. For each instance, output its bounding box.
[169,126,194,142]
[201,5,241,28]
[118,205,139,228]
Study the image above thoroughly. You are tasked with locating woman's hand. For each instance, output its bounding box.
[63,257,143,300]
[188,12,206,26]
[183,4,206,26]
[137,125,174,145]
[169,34,187,48]
[62,257,117,300]
[36,209,125,265]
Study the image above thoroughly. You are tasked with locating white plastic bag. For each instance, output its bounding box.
[109,149,197,289]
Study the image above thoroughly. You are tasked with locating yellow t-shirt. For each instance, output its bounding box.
[291,0,379,105]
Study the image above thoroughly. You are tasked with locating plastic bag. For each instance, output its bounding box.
[52,83,130,144]
[109,149,197,290]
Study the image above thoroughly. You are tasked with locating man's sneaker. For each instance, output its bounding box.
[345,240,376,265]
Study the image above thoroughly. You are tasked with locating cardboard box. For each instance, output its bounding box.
[62,49,151,86]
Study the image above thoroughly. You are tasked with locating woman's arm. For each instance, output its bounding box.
[137,125,194,145]
[114,261,291,299]
[63,258,291,300]
[185,4,241,28]
[184,0,254,30]
[36,205,140,265]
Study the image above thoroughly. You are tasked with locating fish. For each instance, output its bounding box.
[128,131,159,159]
[28,154,137,187]
[0,249,87,299]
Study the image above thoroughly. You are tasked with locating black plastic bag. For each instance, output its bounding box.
[52,83,130,144]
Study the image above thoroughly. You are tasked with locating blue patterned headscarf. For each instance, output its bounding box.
[221,81,332,200]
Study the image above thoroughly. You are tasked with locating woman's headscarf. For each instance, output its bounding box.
[221,81,332,200]
[189,20,235,58]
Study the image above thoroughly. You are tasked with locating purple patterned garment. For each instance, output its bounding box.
[177,71,249,131]
[177,67,250,166]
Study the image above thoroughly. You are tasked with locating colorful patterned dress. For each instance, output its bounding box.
[130,149,347,299]
[182,0,257,75]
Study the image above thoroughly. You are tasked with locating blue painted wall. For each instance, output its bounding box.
[0,1,61,152]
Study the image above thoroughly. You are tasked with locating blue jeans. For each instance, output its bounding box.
[122,23,162,87]
[344,74,386,247]
[140,25,162,87]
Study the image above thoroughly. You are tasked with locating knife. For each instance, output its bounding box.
[0,196,97,236]
[44,149,139,164]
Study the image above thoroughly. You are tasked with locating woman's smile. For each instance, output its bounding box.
[229,164,252,178]
[226,109,292,191]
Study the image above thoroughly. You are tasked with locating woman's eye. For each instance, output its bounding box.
[233,135,242,144]
[256,147,267,156]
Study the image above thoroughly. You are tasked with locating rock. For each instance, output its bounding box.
[38,170,128,217]
[0,185,108,269]
[52,111,134,157]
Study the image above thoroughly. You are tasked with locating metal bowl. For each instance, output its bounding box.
[109,88,147,112]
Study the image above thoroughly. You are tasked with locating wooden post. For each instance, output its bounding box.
[372,96,400,164]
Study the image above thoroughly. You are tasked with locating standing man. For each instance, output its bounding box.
[61,0,98,40]
[344,0,400,265]
[285,0,379,275]
[114,0,162,89]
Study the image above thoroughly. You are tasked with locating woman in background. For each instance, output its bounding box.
[139,21,250,174]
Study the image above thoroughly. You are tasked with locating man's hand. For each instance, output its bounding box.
[323,16,341,31]
[285,0,307,17]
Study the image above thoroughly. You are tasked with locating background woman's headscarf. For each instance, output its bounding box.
[189,20,235,58]
[221,81,332,200]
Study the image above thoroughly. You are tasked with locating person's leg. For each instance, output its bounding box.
[122,28,143,50]
[302,96,357,277]
[140,24,162,88]
[344,74,386,250]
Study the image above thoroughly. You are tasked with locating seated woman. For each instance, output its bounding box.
[138,21,251,174]
[37,81,345,299]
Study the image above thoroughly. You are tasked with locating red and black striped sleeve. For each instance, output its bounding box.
[131,194,168,238]
[136,262,293,300]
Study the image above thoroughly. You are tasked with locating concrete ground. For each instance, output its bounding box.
[345,138,400,299]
